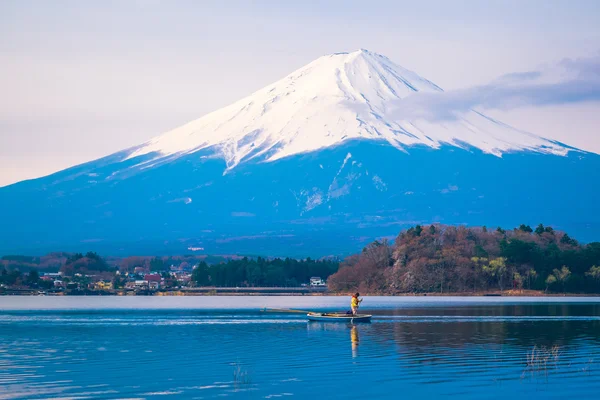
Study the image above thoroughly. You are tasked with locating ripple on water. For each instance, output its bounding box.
[2,302,600,399]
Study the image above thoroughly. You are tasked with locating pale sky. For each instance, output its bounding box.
[1,0,599,187]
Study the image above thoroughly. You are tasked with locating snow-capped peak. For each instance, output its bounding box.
[125,49,569,169]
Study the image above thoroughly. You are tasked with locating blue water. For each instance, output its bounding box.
[2,296,600,399]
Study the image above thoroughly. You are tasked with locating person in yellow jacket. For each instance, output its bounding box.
[351,292,362,315]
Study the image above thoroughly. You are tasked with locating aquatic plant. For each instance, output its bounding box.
[232,361,252,390]
[522,345,560,379]
[581,358,594,375]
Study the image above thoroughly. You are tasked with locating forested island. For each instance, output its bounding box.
[2,223,600,295]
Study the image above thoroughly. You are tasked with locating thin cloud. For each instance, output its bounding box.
[386,52,600,122]
[495,71,542,84]
[560,52,600,79]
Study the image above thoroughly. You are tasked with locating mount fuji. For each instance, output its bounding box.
[1,49,598,256]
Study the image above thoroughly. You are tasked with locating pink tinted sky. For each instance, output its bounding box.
[1,0,599,186]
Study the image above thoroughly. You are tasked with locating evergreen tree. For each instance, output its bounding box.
[26,270,39,286]
[560,233,576,245]
[518,224,533,233]
[112,275,125,289]
[6,270,22,286]
[535,224,545,235]
[192,262,211,286]
[85,252,101,260]
[150,257,167,272]
[414,225,423,237]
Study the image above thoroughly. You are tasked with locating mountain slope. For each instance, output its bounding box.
[0,49,597,256]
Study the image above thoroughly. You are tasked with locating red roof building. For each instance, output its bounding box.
[144,274,162,283]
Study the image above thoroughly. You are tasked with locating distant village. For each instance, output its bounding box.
[1,260,330,296]
[10,263,195,295]
[0,252,336,295]
[36,270,327,295]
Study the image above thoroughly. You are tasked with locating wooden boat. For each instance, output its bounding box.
[307,312,372,323]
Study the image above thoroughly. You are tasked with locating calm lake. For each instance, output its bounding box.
[2,296,600,399]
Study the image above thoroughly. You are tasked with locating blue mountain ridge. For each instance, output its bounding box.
[1,139,598,257]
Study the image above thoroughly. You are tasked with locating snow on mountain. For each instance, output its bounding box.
[3,49,596,256]
[125,49,570,172]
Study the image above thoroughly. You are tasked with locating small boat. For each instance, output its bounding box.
[307,312,372,323]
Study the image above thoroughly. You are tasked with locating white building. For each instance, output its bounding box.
[309,277,326,286]
[134,280,149,289]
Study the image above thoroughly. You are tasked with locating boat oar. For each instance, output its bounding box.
[263,308,314,314]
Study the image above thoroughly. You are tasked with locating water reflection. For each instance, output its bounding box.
[305,321,361,357]
[3,303,600,399]
[351,325,359,358]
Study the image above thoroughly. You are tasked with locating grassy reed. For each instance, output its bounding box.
[521,345,560,379]
[232,361,252,390]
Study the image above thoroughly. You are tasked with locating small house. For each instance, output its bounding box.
[134,280,149,289]
[144,274,162,289]
[309,277,326,286]
[95,280,113,290]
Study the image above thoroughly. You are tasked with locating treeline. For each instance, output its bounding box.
[328,224,600,294]
[1,253,68,273]
[0,253,247,275]
[191,257,339,287]
[0,268,49,289]
[115,255,243,272]
[60,252,114,275]
[1,251,340,289]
